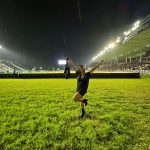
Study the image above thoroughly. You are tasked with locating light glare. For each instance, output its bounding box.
[116,37,121,43]
[58,60,66,65]
[92,56,98,61]
[108,43,115,48]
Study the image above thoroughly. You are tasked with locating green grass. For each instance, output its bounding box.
[0,78,150,150]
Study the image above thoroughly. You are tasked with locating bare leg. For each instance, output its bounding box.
[73,92,86,117]
[73,92,83,102]
[80,97,84,109]
[73,92,84,109]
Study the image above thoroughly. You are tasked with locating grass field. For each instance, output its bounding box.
[0,78,150,150]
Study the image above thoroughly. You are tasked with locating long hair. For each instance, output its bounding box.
[78,65,85,73]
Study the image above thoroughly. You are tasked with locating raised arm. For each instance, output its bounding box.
[90,60,104,73]
[68,58,78,72]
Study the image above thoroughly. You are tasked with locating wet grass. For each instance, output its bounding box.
[0,78,150,150]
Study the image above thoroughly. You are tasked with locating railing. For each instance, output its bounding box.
[0,63,13,73]
[10,62,26,72]
[0,60,26,72]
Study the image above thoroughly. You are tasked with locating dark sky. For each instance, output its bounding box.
[0,0,149,68]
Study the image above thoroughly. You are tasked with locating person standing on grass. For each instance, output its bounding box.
[68,58,104,117]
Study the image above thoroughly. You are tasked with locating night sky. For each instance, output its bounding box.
[0,0,150,68]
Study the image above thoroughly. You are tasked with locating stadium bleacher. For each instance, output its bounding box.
[92,15,150,74]
[0,60,26,73]
[0,63,13,73]
[100,48,150,71]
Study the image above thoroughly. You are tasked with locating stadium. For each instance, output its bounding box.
[0,1,150,150]
[0,15,150,78]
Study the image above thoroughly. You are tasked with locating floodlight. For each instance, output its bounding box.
[124,31,127,36]
[131,26,136,31]
[127,30,131,35]
[100,51,104,55]
[134,20,140,26]
[58,60,66,65]
[92,58,95,61]
[124,30,131,36]
[108,43,115,48]
[116,39,120,43]
[98,53,101,56]
[136,20,140,24]
[92,57,95,61]
[0,45,2,49]
[92,56,98,61]
[116,37,121,43]
[104,47,108,50]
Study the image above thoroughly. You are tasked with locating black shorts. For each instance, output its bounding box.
[77,89,87,96]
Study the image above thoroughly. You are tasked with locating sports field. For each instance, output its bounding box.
[0,78,150,150]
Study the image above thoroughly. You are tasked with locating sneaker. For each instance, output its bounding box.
[81,109,85,117]
[83,99,88,106]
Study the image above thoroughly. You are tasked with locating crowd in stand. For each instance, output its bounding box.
[100,50,150,73]
[1,50,150,74]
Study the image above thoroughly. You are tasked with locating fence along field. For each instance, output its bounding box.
[0,78,150,149]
